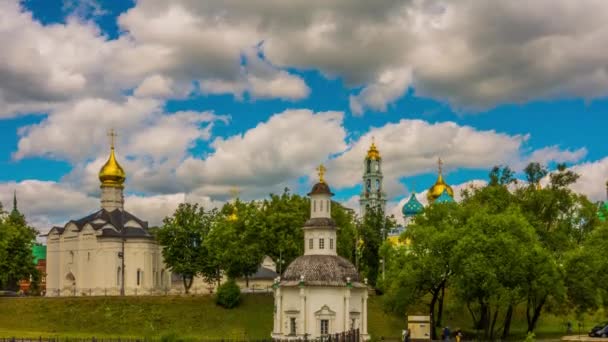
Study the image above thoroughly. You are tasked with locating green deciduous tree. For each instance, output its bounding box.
[259,189,309,272]
[0,202,38,291]
[207,200,265,285]
[156,203,218,293]
[383,202,462,339]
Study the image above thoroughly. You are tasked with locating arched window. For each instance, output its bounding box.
[366,179,371,191]
[366,160,371,173]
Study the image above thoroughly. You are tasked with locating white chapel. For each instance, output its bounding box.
[272,166,369,340]
[46,133,167,296]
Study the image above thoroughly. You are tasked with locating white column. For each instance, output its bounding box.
[300,287,306,337]
[344,287,351,331]
[274,287,282,334]
[362,293,368,336]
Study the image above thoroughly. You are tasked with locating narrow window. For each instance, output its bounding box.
[87,252,90,261]
[320,200,323,211]
[313,200,316,212]
[117,267,121,286]
[330,238,334,250]
[319,238,325,249]
[321,319,329,335]
[137,269,142,286]
[309,238,313,250]
[290,317,297,335]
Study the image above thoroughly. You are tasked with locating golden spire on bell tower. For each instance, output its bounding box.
[99,128,126,189]
[366,136,381,160]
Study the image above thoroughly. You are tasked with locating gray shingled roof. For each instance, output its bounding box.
[250,266,279,280]
[303,217,337,229]
[52,209,152,240]
[281,255,364,287]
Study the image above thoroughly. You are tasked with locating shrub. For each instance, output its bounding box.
[215,279,241,309]
[524,332,536,342]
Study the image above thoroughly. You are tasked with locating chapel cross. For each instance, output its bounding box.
[229,186,241,201]
[108,128,118,149]
[317,164,326,183]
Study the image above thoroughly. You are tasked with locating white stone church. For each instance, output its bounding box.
[272,166,369,340]
[46,139,167,296]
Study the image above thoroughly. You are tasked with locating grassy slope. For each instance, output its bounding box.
[0,294,603,340]
[0,294,403,339]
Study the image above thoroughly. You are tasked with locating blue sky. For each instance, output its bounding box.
[1,0,607,229]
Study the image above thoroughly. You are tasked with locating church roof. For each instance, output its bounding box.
[435,189,455,204]
[250,265,279,280]
[50,209,152,239]
[402,193,424,216]
[281,255,364,287]
[308,182,334,196]
[303,217,337,229]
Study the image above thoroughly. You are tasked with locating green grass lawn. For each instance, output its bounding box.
[0,294,404,340]
[0,294,603,340]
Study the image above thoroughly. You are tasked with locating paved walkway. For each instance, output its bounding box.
[562,335,608,341]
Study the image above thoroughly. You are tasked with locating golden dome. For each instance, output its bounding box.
[366,138,381,160]
[99,146,126,189]
[427,158,453,203]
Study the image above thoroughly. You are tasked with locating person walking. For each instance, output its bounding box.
[443,326,451,342]
[455,329,463,342]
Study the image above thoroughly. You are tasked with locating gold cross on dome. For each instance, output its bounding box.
[107,128,118,149]
[229,186,241,201]
[316,164,326,183]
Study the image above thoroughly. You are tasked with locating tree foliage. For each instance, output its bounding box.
[383,162,605,340]
[0,203,38,291]
[156,203,218,293]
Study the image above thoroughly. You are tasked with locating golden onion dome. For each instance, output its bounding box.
[99,146,126,189]
[366,138,381,160]
[427,158,454,203]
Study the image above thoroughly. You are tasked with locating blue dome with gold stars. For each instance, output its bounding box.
[434,188,455,204]
[402,193,424,216]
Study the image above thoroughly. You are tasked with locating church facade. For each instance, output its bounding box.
[46,135,167,296]
[272,166,369,340]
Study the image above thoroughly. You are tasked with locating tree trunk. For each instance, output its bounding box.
[502,304,514,340]
[527,295,547,332]
[437,280,446,328]
[429,288,439,340]
[246,275,250,287]
[489,308,498,341]
[478,302,489,340]
[182,275,194,294]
